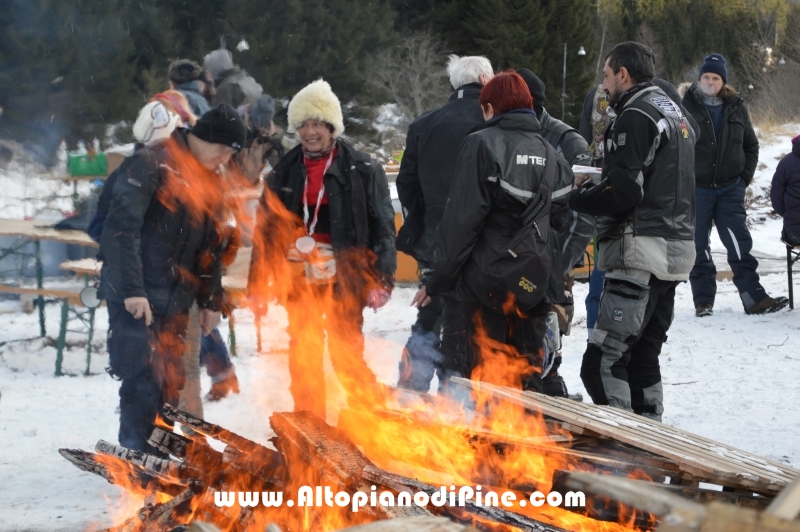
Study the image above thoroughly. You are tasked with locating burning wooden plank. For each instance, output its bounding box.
[148,426,192,458]
[564,471,800,532]
[95,440,199,480]
[450,378,798,495]
[271,411,570,532]
[58,448,187,496]
[162,404,279,466]
[338,407,679,487]
[161,404,286,488]
[362,465,570,532]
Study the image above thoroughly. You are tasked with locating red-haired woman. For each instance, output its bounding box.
[411,71,575,394]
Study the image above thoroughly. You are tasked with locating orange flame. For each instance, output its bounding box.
[87,141,651,531]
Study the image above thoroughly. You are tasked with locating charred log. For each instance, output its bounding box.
[58,448,187,496]
[271,411,568,532]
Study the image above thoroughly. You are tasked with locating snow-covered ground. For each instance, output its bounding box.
[1,126,800,531]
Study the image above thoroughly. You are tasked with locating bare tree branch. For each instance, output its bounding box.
[365,32,451,120]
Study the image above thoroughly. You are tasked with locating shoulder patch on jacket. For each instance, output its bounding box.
[649,96,682,118]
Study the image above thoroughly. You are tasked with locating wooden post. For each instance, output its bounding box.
[55,298,69,376]
[179,305,204,424]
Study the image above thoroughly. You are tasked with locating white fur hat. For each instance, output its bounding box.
[287,79,344,137]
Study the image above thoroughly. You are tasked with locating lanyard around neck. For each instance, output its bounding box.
[303,151,335,236]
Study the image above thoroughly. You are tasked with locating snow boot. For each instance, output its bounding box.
[695,302,713,317]
[745,296,789,315]
[205,373,240,402]
[543,372,569,397]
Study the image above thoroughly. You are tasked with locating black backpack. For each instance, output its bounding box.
[462,142,557,313]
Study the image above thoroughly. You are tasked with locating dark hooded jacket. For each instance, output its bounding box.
[682,83,759,188]
[771,136,800,237]
[250,140,397,290]
[97,130,226,315]
[395,83,486,265]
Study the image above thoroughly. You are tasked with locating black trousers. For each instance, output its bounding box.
[580,274,676,419]
[439,299,548,393]
[107,301,188,454]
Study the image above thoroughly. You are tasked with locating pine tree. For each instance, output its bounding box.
[225,0,398,100]
[393,0,595,126]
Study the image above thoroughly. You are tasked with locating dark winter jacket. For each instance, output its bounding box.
[425,111,574,303]
[682,83,759,188]
[251,140,397,288]
[395,83,485,265]
[537,107,594,276]
[98,130,226,316]
[771,136,800,237]
[176,80,211,117]
[570,83,697,281]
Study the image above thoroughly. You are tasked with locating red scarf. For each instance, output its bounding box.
[302,146,338,243]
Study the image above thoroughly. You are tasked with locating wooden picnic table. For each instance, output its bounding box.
[0,219,98,247]
[59,258,103,277]
[51,248,255,358]
[0,219,98,340]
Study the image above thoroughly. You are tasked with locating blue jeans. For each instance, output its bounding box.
[585,266,606,338]
[690,179,767,310]
[200,328,234,383]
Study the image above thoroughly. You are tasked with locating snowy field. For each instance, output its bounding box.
[1,125,800,530]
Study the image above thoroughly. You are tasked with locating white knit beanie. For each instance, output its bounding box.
[287,79,344,137]
[132,101,180,145]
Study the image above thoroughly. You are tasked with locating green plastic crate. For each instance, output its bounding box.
[68,152,108,177]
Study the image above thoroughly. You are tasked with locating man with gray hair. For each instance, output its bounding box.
[396,55,492,392]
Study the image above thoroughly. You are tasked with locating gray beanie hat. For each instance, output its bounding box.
[203,49,235,82]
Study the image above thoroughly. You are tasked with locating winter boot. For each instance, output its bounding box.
[205,373,240,402]
[542,354,569,398]
[695,302,713,317]
[745,296,790,315]
[543,371,569,397]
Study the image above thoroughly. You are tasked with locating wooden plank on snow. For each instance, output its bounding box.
[450,378,798,494]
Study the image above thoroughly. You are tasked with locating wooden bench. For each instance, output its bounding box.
[55,259,103,376]
[0,280,95,376]
[0,219,98,338]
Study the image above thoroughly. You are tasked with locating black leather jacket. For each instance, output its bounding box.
[250,140,397,290]
[426,111,574,301]
[604,85,695,241]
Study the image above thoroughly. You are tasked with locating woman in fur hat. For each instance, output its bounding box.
[249,79,396,419]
